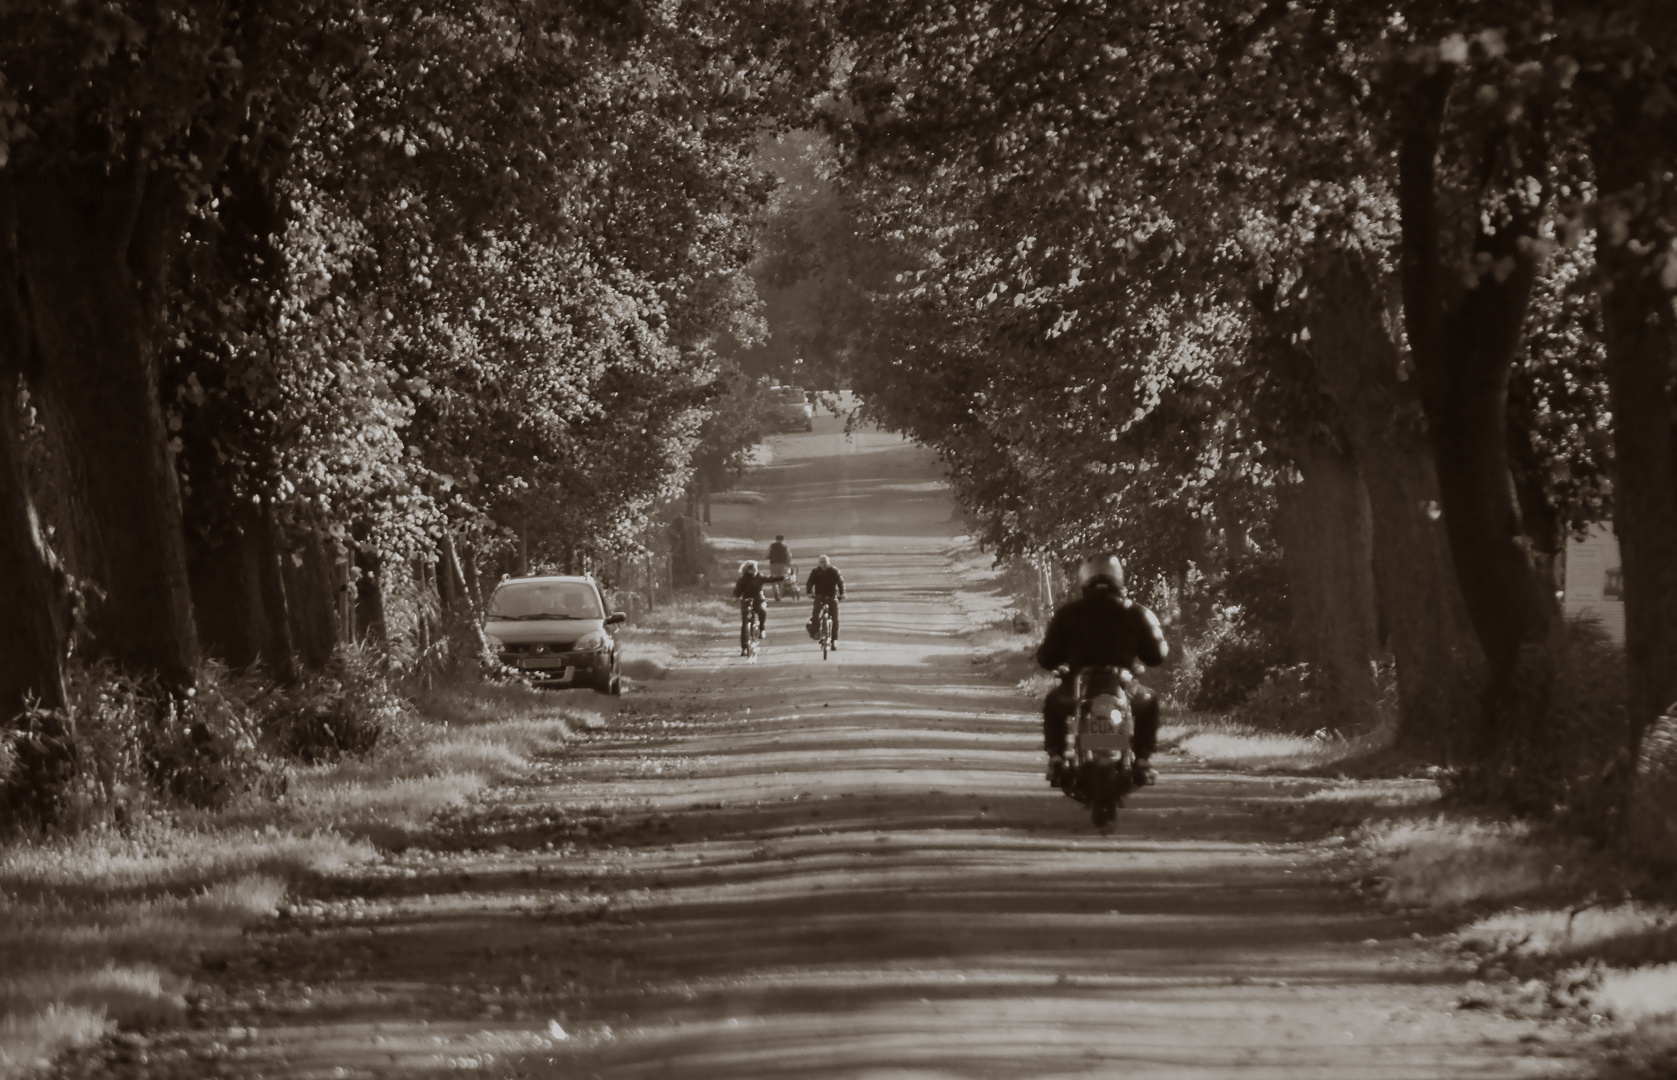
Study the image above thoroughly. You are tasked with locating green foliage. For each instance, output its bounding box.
[0,648,424,831]
[0,662,283,832]
[266,649,411,765]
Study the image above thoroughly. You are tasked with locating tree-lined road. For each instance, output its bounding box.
[100,414,1587,1080]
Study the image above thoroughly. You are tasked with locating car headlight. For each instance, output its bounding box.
[572,631,609,652]
[483,632,506,650]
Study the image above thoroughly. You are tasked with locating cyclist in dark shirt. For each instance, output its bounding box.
[1037,554,1168,788]
[804,555,845,648]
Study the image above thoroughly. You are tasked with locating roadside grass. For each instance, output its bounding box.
[619,590,739,666]
[709,490,766,505]
[0,676,589,1079]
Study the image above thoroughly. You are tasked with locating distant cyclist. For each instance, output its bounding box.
[805,555,846,649]
[768,535,794,598]
[732,560,784,654]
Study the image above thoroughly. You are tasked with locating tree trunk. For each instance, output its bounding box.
[0,379,67,721]
[1304,254,1484,757]
[14,166,201,688]
[1274,440,1380,733]
[284,531,338,670]
[186,513,268,671]
[353,547,387,644]
[252,497,297,683]
[1397,67,1560,763]
[1590,89,1677,849]
[462,542,486,612]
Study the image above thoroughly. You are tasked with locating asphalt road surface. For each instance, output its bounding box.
[54,410,1591,1080]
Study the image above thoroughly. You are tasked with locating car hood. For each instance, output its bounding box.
[484,617,605,647]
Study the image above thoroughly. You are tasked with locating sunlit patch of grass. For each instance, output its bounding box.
[1458,904,1677,971]
[1163,712,1394,772]
[278,680,580,844]
[705,534,758,557]
[618,638,677,680]
[709,490,766,505]
[0,1003,108,1080]
[1591,964,1677,1023]
[1354,815,1590,908]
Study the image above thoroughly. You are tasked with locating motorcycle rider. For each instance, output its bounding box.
[732,560,784,654]
[1036,554,1168,788]
[804,554,845,649]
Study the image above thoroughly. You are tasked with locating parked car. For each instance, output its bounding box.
[768,384,814,432]
[483,575,625,695]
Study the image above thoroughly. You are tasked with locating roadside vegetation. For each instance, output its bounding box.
[0,656,595,1078]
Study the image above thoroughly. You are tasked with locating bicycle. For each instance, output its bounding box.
[739,598,764,661]
[813,596,837,660]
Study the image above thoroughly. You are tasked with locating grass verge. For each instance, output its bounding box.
[0,677,593,1079]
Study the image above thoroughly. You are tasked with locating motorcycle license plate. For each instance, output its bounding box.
[1079,712,1127,751]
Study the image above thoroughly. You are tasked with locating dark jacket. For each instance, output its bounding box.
[732,571,783,601]
[768,541,791,565]
[805,564,845,598]
[1036,590,1167,673]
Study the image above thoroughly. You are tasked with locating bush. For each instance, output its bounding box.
[0,646,413,831]
[1231,663,1333,735]
[1166,604,1293,712]
[1444,615,1630,827]
[0,661,284,832]
[266,647,410,764]
[0,703,78,830]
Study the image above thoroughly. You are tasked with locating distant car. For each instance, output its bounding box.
[483,575,625,695]
[768,385,814,432]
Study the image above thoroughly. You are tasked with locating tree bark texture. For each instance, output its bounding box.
[283,532,339,670]
[1397,67,1560,758]
[0,383,67,722]
[252,497,297,683]
[13,165,201,688]
[1590,88,1677,846]
[1274,440,1381,733]
[353,547,387,644]
[1305,255,1484,756]
[187,512,267,671]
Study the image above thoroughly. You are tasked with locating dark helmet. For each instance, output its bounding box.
[1077,554,1124,595]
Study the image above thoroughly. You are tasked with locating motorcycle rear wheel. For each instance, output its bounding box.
[1089,766,1121,827]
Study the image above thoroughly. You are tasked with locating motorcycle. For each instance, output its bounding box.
[1052,664,1137,828]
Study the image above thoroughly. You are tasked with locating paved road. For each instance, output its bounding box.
[63,412,1586,1079]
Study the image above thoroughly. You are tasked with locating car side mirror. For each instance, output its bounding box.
[606,612,627,626]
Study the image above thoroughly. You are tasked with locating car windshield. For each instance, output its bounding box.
[488,581,603,620]
[773,387,805,403]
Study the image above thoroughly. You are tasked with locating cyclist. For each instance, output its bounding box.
[1036,554,1167,788]
[768,535,794,598]
[731,560,784,654]
[804,555,846,649]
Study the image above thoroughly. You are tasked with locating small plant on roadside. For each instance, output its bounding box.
[1443,615,1630,829]
[266,647,411,764]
